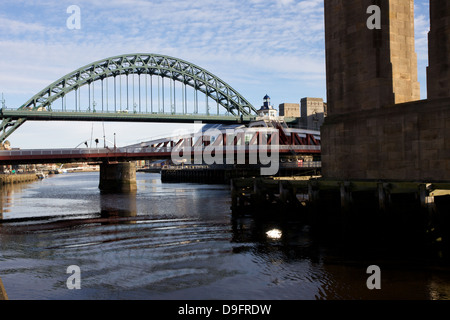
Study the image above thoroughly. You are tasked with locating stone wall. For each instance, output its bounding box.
[279,103,300,118]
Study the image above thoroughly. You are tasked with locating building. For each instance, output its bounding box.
[278,98,327,130]
[300,97,326,130]
[278,103,300,118]
[257,94,278,118]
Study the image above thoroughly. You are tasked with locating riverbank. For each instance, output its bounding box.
[0,173,39,185]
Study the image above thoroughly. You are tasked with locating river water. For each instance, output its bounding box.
[0,172,450,300]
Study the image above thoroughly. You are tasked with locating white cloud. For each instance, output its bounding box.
[8,0,435,147]
[276,0,295,6]
[1,0,326,148]
[0,17,48,34]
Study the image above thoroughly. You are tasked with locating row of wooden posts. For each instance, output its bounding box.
[230,176,450,214]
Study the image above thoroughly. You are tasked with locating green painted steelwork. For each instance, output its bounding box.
[0,53,260,143]
[1,110,254,124]
[19,53,257,116]
[0,118,25,144]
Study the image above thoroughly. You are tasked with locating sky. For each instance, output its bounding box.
[0,0,431,149]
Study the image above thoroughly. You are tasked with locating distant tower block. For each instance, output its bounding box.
[427,0,450,99]
[324,0,420,115]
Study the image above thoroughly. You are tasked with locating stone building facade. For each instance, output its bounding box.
[278,103,300,118]
[300,97,326,130]
[279,98,327,130]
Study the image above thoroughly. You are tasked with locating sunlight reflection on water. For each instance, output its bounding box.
[0,172,450,300]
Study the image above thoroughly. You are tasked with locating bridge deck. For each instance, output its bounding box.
[0,145,320,165]
[1,109,260,124]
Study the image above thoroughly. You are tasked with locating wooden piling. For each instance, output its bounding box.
[230,177,450,215]
[339,182,353,212]
[0,277,8,300]
[419,184,428,209]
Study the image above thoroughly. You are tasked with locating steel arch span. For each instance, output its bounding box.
[20,53,257,116]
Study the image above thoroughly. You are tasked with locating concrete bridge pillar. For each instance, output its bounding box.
[99,162,137,193]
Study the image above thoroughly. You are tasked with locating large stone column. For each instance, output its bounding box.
[427,0,450,99]
[99,162,137,193]
[322,0,421,180]
[324,0,420,116]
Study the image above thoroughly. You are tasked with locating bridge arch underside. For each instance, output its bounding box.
[20,53,257,117]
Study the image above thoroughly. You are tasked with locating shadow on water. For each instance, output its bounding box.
[1,173,450,299]
[230,195,450,300]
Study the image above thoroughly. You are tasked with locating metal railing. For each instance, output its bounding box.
[0,145,321,158]
[279,161,321,168]
[162,161,322,171]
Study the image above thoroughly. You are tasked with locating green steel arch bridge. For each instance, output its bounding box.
[0,53,270,144]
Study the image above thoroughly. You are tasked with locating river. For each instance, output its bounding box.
[0,172,449,300]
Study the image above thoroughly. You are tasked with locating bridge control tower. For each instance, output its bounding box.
[257,95,278,118]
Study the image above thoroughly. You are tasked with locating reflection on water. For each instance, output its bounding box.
[100,192,137,219]
[0,182,39,218]
[0,172,450,300]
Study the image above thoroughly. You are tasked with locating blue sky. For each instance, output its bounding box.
[0,0,430,148]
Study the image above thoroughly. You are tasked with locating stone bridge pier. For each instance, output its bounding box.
[322,0,450,183]
[99,162,137,193]
[320,0,450,250]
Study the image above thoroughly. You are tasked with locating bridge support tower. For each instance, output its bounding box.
[427,0,450,99]
[318,0,450,252]
[321,0,450,182]
[99,162,137,193]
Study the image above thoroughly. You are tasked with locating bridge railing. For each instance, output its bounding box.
[279,161,322,168]
[0,145,320,158]
[119,145,321,153]
[0,148,113,156]
[161,161,322,171]
[4,108,241,118]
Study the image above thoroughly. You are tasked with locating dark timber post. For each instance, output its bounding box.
[340,181,353,212]
[0,277,8,300]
